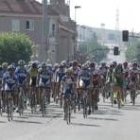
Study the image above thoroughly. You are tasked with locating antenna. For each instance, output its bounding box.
[115,8,120,31]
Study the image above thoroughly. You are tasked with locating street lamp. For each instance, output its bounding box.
[101,23,105,46]
[74,5,81,59]
[41,0,49,62]
[74,5,81,22]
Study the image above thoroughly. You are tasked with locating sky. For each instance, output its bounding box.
[37,0,140,32]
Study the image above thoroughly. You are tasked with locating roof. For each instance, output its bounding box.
[0,0,59,16]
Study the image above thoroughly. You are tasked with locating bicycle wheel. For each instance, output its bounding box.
[0,94,2,116]
[18,89,24,116]
[7,93,13,121]
[41,89,47,117]
[30,90,37,114]
[131,90,136,105]
[83,98,87,119]
[117,92,121,109]
[68,104,71,124]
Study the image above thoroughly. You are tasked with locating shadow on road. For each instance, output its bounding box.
[121,105,140,111]
[0,121,6,123]
[71,122,100,127]
[88,117,118,121]
[13,120,42,124]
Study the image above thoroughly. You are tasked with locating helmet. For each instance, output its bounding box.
[41,62,47,68]
[2,62,8,69]
[81,64,88,70]
[32,62,37,68]
[8,65,15,71]
[123,61,128,66]
[133,62,137,67]
[54,63,59,68]
[101,62,106,67]
[112,61,117,67]
[116,64,123,73]
[89,62,95,68]
[85,60,91,66]
[18,60,25,66]
[59,64,64,68]
[61,60,67,66]
[72,60,78,67]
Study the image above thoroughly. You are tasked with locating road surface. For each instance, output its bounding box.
[1,95,140,140]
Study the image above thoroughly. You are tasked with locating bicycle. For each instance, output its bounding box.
[5,91,14,121]
[18,86,26,116]
[30,86,37,114]
[90,86,99,113]
[64,95,71,125]
[0,92,2,116]
[40,87,50,117]
[82,89,88,119]
[130,82,136,105]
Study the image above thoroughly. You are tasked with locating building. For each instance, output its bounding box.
[77,25,127,63]
[48,0,77,63]
[0,0,77,63]
[77,25,122,47]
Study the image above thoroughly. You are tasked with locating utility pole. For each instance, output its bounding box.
[41,0,49,62]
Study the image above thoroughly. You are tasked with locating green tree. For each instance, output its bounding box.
[125,39,140,62]
[0,33,32,64]
[79,37,109,63]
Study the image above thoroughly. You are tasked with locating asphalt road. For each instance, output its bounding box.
[1,95,140,140]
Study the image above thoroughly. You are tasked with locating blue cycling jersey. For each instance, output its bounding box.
[3,72,17,90]
[79,70,91,87]
[57,69,65,82]
[15,67,27,85]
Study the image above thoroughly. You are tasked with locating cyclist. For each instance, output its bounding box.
[38,63,52,104]
[114,64,124,106]
[123,62,130,102]
[15,60,28,110]
[1,62,9,112]
[28,62,39,104]
[29,62,38,88]
[56,64,66,101]
[89,62,96,73]
[62,69,74,120]
[15,60,28,86]
[100,62,108,101]
[52,63,59,100]
[129,62,139,103]
[78,65,91,89]
[2,65,17,112]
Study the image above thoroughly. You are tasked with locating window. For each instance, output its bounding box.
[52,24,55,37]
[26,20,34,31]
[12,19,20,32]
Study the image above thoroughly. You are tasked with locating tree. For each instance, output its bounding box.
[0,33,32,64]
[125,39,140,62]
[79,37,109,63]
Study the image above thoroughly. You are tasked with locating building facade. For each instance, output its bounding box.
[0,0,77,63]
[77,25,122,47]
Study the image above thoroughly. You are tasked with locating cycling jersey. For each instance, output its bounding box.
[62,75,74,97]
[114,68,123,87]
[15,67,28,85]
[92,70,101,87]
[2,72,17,91]
[39,70,51,88]
[29,68,38,78]
[78,69,90,88]
[56,68,65,82]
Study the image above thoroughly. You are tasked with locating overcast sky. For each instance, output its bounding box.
[38,0,140,32]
